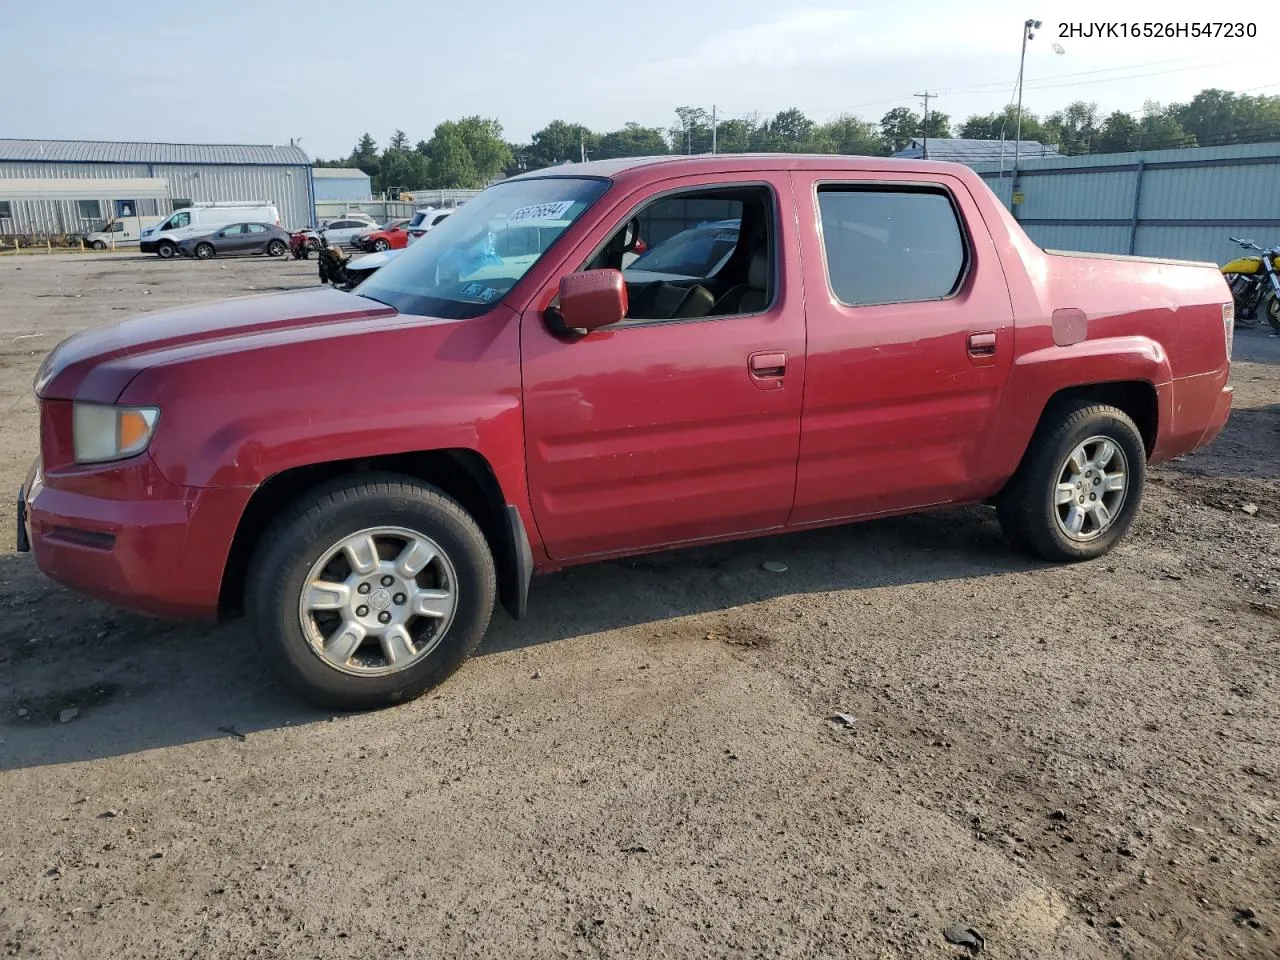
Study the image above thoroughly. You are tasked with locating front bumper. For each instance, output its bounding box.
[139,239,158,253]
[20,456,250,620]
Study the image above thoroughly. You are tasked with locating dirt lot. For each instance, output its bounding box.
[0,252,1277,959]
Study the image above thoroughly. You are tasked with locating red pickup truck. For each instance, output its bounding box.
[18,155,1234,709]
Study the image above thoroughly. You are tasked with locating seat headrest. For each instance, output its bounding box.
[748,249,769,291]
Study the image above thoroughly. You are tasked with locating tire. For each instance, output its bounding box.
[373,238,389,252]
[92,240,106,250]
[194,242,215,260]
[245,474,496,710]
[997,402,1146,562]
[267,239,286,257]
[157,241,176,259]
[308,236,320,251]
[1266,292,1280,335]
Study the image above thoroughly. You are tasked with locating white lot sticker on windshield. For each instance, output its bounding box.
[506,200,574,223]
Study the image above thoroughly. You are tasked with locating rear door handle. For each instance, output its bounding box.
[967,332,997,356]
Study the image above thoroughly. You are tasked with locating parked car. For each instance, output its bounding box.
[141,202,281,259]
[177,222,292,259]
[354,219,412,252]
[19,154,1234,711]
[405,208,453,244]
[321,217,378,248]
[81,215,165,250]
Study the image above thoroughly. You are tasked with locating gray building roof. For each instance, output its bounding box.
[311,167,372,179]
[893,137,1059,162]
[0,139,311,166]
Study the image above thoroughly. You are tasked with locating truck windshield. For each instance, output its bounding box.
[356,177,609,318]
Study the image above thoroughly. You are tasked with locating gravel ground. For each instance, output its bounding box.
[0,253,1277,959]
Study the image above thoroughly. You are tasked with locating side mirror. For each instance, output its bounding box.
[557,269,628,332]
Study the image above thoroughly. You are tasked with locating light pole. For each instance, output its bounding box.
[1013,18,1040,209]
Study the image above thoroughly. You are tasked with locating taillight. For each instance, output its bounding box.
[1223,301,1234,361]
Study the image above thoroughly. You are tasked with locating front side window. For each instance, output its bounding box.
[357,177,609,319]
[817,188,966,306]
[168,211,191,229]
[77,200,102,220]
[580,186,772,323]
[218,224,244,237]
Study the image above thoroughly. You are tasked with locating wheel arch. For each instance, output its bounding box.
[220,448,531,623]
[1037,380,1159,457]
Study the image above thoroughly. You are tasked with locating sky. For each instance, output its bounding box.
[2,0,1278,159]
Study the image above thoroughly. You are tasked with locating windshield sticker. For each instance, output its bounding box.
[461,282,500,302]
[506,200,574,223]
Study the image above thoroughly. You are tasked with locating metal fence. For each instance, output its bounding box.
[969,141,1280,265]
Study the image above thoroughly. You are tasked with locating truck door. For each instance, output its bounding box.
[520,172,806,561]
[788,169,1015,526]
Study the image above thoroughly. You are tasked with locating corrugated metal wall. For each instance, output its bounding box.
[0,160,314,233]
[970,142,1280,265]
[314,176,372,203]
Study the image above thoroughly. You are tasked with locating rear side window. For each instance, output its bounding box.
[817,188,966,306]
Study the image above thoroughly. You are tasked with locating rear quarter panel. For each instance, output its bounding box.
[961,182,1232,469]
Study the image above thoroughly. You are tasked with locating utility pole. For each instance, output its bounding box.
[914,91,935,159]
[1013,18,1041,208]
[579,128,586,164]
[712,105,718,154]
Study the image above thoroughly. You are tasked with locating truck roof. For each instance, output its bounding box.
[505,153,980,184]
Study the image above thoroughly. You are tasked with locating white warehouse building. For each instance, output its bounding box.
[0,139,316,237]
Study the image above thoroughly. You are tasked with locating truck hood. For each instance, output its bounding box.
[36,288,397,402]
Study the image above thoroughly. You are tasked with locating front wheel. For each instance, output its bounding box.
[157,241,176,259]
[245,475,496,710]
[194,242,215,260]
[267,239,286,257]
[1266,292,1280,335]
[373,238,389,252]
[998,402,1146,562]
[91,240,106,250]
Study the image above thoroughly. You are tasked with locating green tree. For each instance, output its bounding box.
[922,110,952,139]
[350,133,379,170]
[1171,88,1280,146]
[768,107,815,149]
[426,131,478,188]
[670,106,713,153]
[389,129,410,152]
[960,106,1045,145]
[1093,110,1140,153]
[595,122,669,159]
[714,115,759,153]
[1133,102,1194,150]
[528,120,598,168]
[446,116,512,183]
[1043,101,1099,155]
[817,114,888,156]
[879,107,920,152]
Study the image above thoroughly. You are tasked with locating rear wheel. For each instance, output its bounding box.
[157,241,176,259]
[998,402,1146,562]
[245,475,496,710]
[194,242,215,260]
[267,239,286,257]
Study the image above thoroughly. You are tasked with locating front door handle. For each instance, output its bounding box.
[749,351,787,377]
[967,332,997,357]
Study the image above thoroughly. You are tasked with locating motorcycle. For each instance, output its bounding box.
[314,237,398,291]
[1221,236,1280,334]
[288,228,320,260]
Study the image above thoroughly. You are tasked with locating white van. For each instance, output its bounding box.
[141,201,281,259]
[82,214,165,249]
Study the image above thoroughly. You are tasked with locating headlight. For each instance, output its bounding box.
[72,403,160,464]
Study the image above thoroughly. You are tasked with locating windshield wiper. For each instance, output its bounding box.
[355,291,395,308]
